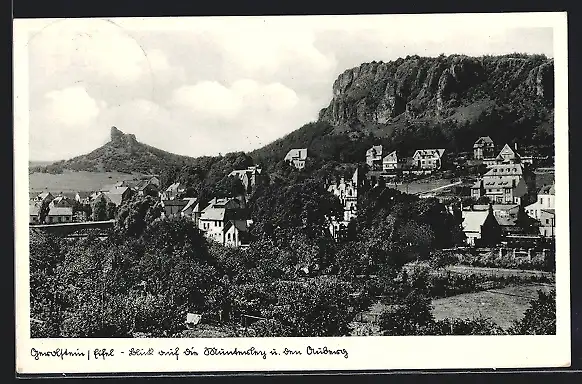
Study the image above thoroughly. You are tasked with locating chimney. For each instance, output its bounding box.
[514,142,518,151]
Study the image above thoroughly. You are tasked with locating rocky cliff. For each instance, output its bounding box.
[318,54,554,132]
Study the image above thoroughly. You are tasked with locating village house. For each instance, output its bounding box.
[105,186,132,206]
[461,205,503,246]
[366,145,384,170]
[47,206,74,224]
[31,204,74,225]
[91,192,113,206]
[29,204,39,224]
[538,208,555,238]
[180,197,203,225]
[120,177,160,196]
[525,183,555,220]
[284,148,308,169]
[482,142,534,167]
[50,194,76,208]
[198,197,250,248]
[471,163,529,204]
[75,191,93,205]
[36,191,54,204]
[162,182,186,200]
[161,198,190,218]
[496,143,521,164]
[327,168,362,223]
[229,166,265,195]
[412,149,446,171]
[473,136,495,160]
[382,150,404,173]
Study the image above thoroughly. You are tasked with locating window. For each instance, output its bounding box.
[540,198,544,205]
[546,219,550,224]
[227,233,231,240]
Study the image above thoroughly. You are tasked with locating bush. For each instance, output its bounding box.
[510,290,556,335]
[248,319,292,337]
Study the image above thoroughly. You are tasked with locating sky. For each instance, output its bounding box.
[21,14,555,161]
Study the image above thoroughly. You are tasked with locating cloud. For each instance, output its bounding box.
[28,19,185,88]
[170,80,299,120]
[43,86,104,126]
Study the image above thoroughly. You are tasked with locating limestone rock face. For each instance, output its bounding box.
[318,54,554,128]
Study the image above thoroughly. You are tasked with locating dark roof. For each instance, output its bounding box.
[163,199,189,207]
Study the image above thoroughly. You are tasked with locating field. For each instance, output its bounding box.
[431,283,554,329]
[29,171,139,194]
[387,178,456,195]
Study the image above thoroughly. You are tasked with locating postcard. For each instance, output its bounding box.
[14,12,570,374]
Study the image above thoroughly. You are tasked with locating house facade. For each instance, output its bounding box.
[366,145,384,170]
[37,192,54,204]
[46,206,74,224]
[461,206,503,246]
[471,163,529,204]
[50,195,75,208]
[75,191,93,204]
[327,169,361,223]
[229,166,265,195]
[198,197,250,247]
[473,136,495,160]
[162,199,190,218]
[382,150,403,172]
[180,198,202,225]
[496,143,521,164]
[538,208,555,238]
[163,182,186,200]
[412,149,445,171]
[284,148,308,169]
[525,183,555,220]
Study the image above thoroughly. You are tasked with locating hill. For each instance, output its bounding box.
[251,53,555,166]
[32,126,202,175]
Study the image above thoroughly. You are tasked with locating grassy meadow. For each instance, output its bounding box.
[29,170,139,195]
[431,283,554,330]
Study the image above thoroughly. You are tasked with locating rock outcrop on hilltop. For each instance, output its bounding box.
[36,127,196,174]
[318,54,554,131]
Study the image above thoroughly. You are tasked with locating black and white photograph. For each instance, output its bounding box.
[15,12,570,373]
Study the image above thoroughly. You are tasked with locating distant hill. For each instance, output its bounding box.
[250,53,555,166]
[31,127,199,175]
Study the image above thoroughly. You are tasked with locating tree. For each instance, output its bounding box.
[92,196,108,221]
[115,195,162,238]
[379,288,435,336]
[37,200,50,224]
[106,202,117,220]
[510,290,556,335]
[267,278,357,337]
[30,231,65,337]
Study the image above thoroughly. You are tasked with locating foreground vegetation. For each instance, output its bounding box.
[30,165,555,338]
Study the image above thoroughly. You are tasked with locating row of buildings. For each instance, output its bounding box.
[323,137,555,247]
[460,181,555,247]
[365,145,446,174]
[29,175,161,224]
